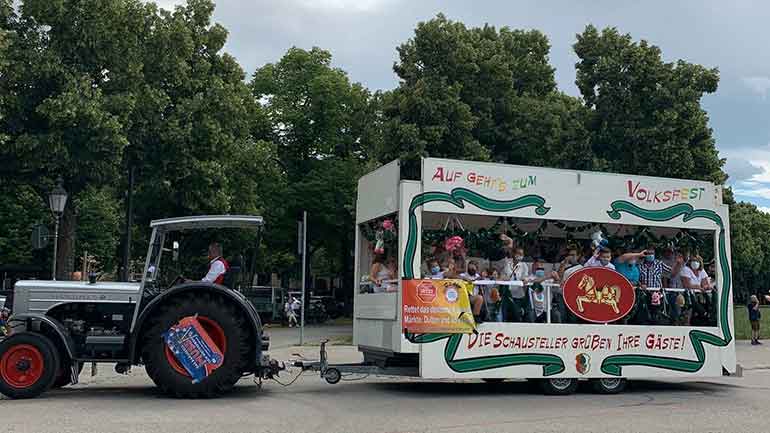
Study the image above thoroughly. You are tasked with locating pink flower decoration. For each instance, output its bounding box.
[382,219,394,231]
[444,236,465,253]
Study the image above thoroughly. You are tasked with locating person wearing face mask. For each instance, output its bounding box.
[681,255,710,290]
[427,259,444,279]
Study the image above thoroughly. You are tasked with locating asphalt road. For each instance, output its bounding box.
[2,327,770,433]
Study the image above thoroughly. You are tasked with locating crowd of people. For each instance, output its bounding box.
[417,233,718,326]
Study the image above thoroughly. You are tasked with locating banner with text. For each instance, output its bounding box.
[403,279,476,334]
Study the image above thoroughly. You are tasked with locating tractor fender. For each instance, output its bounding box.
[8,313,77,361]
[128,282,264,364]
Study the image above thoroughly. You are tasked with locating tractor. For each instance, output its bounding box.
[0,215,281,399]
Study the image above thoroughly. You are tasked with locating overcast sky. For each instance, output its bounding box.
[157,0,770,210]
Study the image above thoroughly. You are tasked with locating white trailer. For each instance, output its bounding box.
[347,157,735,394]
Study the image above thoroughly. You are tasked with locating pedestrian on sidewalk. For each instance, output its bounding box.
[286,297,299,328]
[748,295,762,345]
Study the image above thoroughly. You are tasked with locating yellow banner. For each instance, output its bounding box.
[402,279,476,334]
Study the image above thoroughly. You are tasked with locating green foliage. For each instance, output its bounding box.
[0,6,758,301]
[574,25,725,184]
[0,184,48,265]
[73,186,121,273]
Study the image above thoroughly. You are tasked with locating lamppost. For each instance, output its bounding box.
[48,179,68,281]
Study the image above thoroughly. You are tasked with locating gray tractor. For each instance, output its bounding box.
[0,215,280,399]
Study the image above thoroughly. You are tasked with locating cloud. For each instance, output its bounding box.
[742,76,770,98]
[724,157,763,184]
[733,187,770,201]
[296,0,398,12]
[759,206,770,214]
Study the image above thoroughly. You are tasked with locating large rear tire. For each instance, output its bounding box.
[141,293,252,398]
[0,333,60,399]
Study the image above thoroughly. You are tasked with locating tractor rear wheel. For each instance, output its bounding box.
[141,293,251,398]
[0,333,60,399]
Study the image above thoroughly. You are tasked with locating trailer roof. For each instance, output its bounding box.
[150,215,264,231]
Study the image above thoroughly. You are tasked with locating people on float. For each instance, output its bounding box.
[459,260,485,321]
[681,254,711,290]
[369,254,393,293]
[584,246,615,270]
[612,249,646,285]
[485,269,504,322]
[385,256,399,292]
[528,259,560,323]
[559,245,583,283]
[427,258,444,279]
[529,283,548,323]
[442,258,460,279]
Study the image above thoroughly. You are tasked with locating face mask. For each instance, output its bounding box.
[691,261,700,270]
[514,255,524,262]
[468,269,477,276]
[535,270,545,278]
[645,255,655,263]
[629,260,637,266]
[431,266,440,274]
[600,258,610,266]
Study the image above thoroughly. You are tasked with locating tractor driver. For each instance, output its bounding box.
[202,242,229,285]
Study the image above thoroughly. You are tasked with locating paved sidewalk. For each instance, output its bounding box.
[735,339,770,370]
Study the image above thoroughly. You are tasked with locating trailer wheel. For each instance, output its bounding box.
[324,368,341,385]
[591,378,627,394]
[540,378,578,395]
[0,333,60,399]
[141,293,251,398]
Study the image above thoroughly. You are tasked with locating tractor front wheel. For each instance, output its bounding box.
[0,333,60,399]
[141,293,251,398]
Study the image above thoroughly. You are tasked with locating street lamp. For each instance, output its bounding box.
[48,178,68,280]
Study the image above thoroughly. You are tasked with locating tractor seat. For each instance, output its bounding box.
[222,265,241,289]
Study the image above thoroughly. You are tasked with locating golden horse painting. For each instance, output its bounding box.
[576,274,621,314]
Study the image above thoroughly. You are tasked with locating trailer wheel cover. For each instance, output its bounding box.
[0,344,45,389]
[164,316,227,378]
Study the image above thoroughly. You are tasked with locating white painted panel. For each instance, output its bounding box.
[356,159,400,224]
[422,158,721,230]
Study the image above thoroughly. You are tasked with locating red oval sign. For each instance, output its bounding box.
[563,267,636,323]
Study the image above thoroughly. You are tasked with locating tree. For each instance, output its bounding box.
[0,0,278,278]
[251,47,380,287]
[0,0,143,277]
[382,14,590,171]
[728,203,770,303]
[574,25,726,184]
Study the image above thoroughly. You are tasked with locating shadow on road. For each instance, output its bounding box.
[16,384,264,402]
[366,378,729,397]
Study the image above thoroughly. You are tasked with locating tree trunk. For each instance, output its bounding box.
[56,204,77,280]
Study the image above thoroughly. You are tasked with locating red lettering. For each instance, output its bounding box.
[467,333,479,349]
[493,333,504,349]
[627,180,641,198]
[432,167,444,182]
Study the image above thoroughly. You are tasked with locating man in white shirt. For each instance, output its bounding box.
[202,242,229,285]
